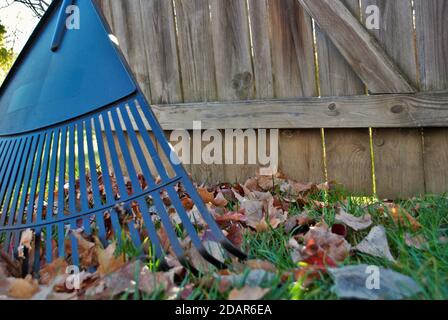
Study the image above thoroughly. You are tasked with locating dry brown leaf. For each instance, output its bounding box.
[71,231,97,267]
[303,223,351,263]
[335,209,372,231]
[387,204,421,231]
[405,233,428,250]
[213,192,228,207]
[181,197,194,210]
[39,258,68,286]
[8,275,39,299]
[97,242,126,277]
[355,226,395,262]
[245,260,277,273]
[198,187,215,204]
[228,286,269,300]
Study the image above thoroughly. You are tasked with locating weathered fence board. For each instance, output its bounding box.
[96,0,448,197]
[316,0,373,195]
[268,0,324,183]
[362,0,424,199]
[415,0,448,194]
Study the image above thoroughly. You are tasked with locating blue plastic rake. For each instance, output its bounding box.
[0,0,246,275]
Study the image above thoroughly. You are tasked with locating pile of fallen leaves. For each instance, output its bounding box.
[0,172,427,300]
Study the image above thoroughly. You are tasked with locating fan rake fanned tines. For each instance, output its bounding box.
[0,97,247,274]
[0,0,246,275]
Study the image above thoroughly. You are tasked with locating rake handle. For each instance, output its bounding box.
[51,0,76,52]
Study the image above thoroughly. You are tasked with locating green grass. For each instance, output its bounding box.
[120,188,448,300]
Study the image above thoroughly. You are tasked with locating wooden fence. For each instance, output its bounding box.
[97,0,448,199]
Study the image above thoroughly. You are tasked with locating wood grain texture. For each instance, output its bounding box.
[247,0,274,99]
[362,0,424,199]
[173,0,217,102]
[317,0,373,195]
[268,0,316,98]
[209,0,255,181]
[105,0,152,99]
[147,91,448,129]
[299,0,416,94]
[139,0,182,104]
[415,0,448,194]
[209,0,254,101]
[268,0,323,183]
[172,0,223,183]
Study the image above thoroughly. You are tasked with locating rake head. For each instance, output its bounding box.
[0,0,246,274]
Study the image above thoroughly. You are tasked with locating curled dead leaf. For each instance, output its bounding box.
[97,242,126,277]
[8,275,39,299]
[228,286,269,300]
[335,209,372,231]
[387,204,421,231]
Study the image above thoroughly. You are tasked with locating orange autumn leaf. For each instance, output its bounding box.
[198,187,215,204]
[388,204,421,231]
[97,242,125,277]
[8,275,39,299]
[181,197,194,210]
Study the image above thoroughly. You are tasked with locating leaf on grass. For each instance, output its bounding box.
[244,260,277,273]
[228,286,269,300]
[213,192,228,207]
[39,258,68,286]
[226,223,244,248]
[404,233,428,250]
[198,188,215,204]
[303,223,351,263]
[387,204,421,231]
[217,270,276,288]
[335,209,372,231]
[97,242,126,277]
[181,197,194,211]
[329,264,422,300]
[71,230,97,268]
[284,213,313,234]
[95,262,173,298]
[355,226,395,262]
[8,275,39,299]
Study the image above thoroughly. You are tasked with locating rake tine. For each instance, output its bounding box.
[4,136,33,253]
[150,191,197,272]
[56,127,67,258]
[166,186,227,269]
[44,129,60,263]
[136,198,168,268]
[137,96,247,260]
[183,178,247,260]
[85,120,108,246]
[127,220,142,249]
[34,131,53,271]
[0,140,22,227]
[127,103,170,180]
[12,135,39,250]
[76,121,91,235]
[68,125,80,266]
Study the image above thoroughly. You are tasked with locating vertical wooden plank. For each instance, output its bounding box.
[268,0,316,97]
[247,0,274,99]
[415,0,448,194]
[317,0,373,195]
[209,0,257,182]
[210,0,254,101]
[107,0,152,99]
[139,0,182,104]
[362,0,424,199]
[268,0,323,182]
[174,0,217,102]
[172,0,222,184]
